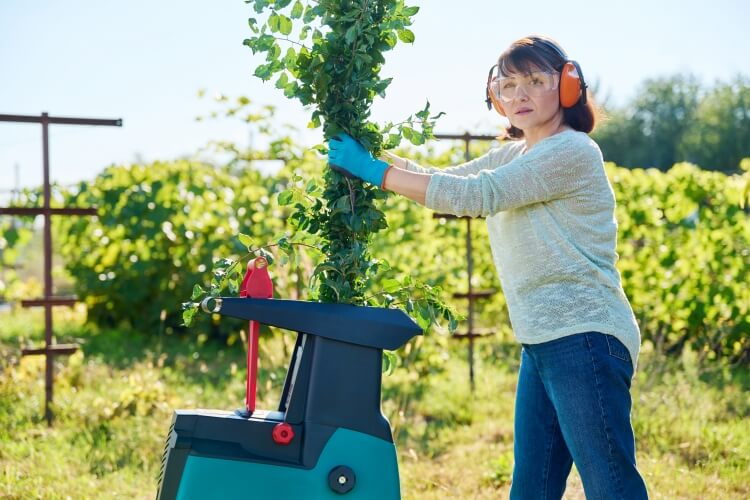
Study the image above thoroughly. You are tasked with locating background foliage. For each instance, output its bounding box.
[593,74,750,172]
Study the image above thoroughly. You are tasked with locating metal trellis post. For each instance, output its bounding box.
[0,112,122,424]
[432,132,499,392]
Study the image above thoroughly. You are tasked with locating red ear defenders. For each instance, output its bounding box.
[485,38,588,117]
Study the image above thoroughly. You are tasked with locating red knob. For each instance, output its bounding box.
[272,423,294,445]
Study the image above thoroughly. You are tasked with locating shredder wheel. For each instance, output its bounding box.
[328,465,356,494]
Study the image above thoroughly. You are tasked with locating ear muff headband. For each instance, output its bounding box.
[485,64,507,117]
[532,37,588,108]
[485,38,588,115]
[559,59,587,107]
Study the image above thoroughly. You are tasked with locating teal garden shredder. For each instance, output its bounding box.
[157,257,422,499]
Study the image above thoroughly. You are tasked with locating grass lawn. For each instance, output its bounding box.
[0,308,747,499]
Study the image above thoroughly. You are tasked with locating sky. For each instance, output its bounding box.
[1,0,748,195]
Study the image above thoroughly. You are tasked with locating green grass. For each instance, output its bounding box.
[0,308,747,499]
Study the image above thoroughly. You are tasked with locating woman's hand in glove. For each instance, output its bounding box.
[327,133,393,188]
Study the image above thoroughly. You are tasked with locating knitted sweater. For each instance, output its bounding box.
[403,129,641,369]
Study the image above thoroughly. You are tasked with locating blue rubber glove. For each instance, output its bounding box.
[327,133,392,188]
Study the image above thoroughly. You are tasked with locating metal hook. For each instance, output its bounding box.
[200,296,223,313]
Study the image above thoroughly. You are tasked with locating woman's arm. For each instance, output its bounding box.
[423,133,601,218]
[377,143,516,205]
[382,166,431,205]
[380,145,511,178]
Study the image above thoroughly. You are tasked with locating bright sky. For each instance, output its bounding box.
[1,0,748,194]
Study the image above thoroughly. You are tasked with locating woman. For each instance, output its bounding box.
[327,35,649,499]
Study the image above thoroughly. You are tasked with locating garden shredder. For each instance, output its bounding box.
[157,257,422,499]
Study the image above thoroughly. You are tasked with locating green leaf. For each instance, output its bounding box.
[252,0,269,13]
[382,278,401,293]
[214,258,235,270]
[277,235,292,251]
[302,5,316,23]
[278,189,294,206]
[384,133,401,149]
[275,72,289,89]
[228,277,240,295]
[283,80,300,98]
[402,5,420,16]
[448,316,458,332]
[191,284,205,300]
[283,47,297,67]
[415,305,431,331]
[416,100,430,120]
[307,114,322,129]
[373,77,393,98]
[383,31,398,48]
[268,43,281,61]
[397,29,415,44]
[268,12,280,33]
[279,15,293,36]
[401,126,415,142]
[238,232,254,249]
[409,132,425,146]
[248,17,259,33]
[376,258,391,272]
[4,226,19,247]
[254,63,273,81]
[182,303,198,327]
[345,25,358,44]
[382,350,397,375]
[290,0,303,19]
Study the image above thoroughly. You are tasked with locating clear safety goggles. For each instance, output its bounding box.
[489,70,560,103]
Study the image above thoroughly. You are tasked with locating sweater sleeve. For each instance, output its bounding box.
[402,142,514,177]
[424,132,599,217]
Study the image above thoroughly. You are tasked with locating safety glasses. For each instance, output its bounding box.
[488,67,560,103]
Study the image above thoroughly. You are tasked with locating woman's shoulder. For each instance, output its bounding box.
[565,129,600,148]
[547,129,604,162]
[492,138,526,160]
[491,129,603,165]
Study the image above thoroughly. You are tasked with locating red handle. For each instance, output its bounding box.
[246,319,260,412]
[239,257,273,414]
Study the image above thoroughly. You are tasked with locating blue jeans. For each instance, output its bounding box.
[509,332,648,500]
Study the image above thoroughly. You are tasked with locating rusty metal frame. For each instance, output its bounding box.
[0,112,122,424]
[431,132,500,392]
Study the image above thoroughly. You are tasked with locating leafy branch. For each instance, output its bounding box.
[185,0,459,355]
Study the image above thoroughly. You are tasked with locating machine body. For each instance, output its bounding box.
[157,261,421,499]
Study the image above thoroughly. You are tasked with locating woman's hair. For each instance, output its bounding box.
[497,35,599,139]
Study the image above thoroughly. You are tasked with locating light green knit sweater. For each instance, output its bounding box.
[403,129,641,369]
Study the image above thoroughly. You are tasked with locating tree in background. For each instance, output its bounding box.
[593,73,750,173]
[593,74,701,170]
[680,75,750,172]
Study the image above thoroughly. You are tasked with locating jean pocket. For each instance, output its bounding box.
[605,335,631,362]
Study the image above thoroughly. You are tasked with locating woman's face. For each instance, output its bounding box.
[501,64,563,132]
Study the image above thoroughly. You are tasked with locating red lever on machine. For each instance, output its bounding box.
[239,256,273,414]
